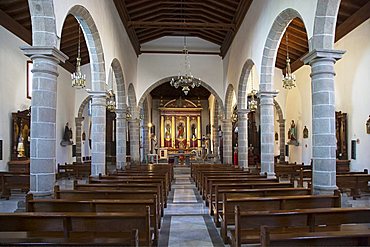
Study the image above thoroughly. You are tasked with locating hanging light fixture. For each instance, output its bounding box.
[170,36,201,95]
[71,25,86,89]
[106,89,116,112]
[248,68,258,112]
[282,32,296,89]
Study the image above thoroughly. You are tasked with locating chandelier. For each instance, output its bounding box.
[248,68,258,112]
[282,32,296,89]
[170,36,200,95]
[71,25,86,89]
[106,89,116,112]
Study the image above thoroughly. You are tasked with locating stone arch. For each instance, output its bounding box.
[28,0,58,47]
[225,84,235,120]
[237,59,255,110]
[259,8,307,177]
[67,5,106,91]
[127,83,138,118]
[273,99,285,163]
[75,96,92,163]
[137,76,225,113]
[311,0,341,50]
[110,58,126,109]
[260,8,306,91]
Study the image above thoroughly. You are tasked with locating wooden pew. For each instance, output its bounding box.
[221,191,341,243]
[56,163,91,179]
[73,181,165,215]
[88,177,168,208]
[124,163,174,181]
[26,194,159,245]
[260,225,370,247]
[0,172,29,199]
[230,207,370,247]
[0,211,150,246]
[54,185,161,222]
[198,170,258,190]
[210,187,311,226]
[336,173,370,198]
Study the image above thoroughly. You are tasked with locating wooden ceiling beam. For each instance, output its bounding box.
[141,50,220,55]
[205,0,237,12]
[128,21,235,30]
[128,1,162,15]
[335,1,370,42]
[139,12,223,25]
[126,0,152,9]
[0,8,31,44]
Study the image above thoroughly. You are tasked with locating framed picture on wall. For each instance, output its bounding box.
[27,61,33,99]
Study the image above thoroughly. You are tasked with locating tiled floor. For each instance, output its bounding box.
[158,166,224,247]
[1,168,370,247]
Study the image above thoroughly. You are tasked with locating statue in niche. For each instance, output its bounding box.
[367,116,370,134]
[191,124,197,139]
[288,120,299,146]
[177,122,184,139]
[303,126,309,138]
[61,122,73,146]
[165,123,171,139]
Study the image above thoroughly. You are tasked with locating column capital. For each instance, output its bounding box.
[86,89,109,98]
[238,108,250,115]
[302,48,345,65]
[258,90,279,98]
[21,46,68,63]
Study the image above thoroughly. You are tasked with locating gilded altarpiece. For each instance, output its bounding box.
[159,99,202,152]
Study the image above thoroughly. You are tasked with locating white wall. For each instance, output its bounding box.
[0,27,31,170]
[0,26,76,170]
[334,19,370,171]
[137,54,224,103]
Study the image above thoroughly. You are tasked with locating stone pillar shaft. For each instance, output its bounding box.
[129,119,140,163]
[21,47,68,196]
[279,119,286,163]
[303,49,344,194]
[259,91,277,177]
[115,109,126,169]
[213,115,219,159]
[89,92,107,175]
[222,119,232,164]
[238,109,250,168]
[75,117,84,163]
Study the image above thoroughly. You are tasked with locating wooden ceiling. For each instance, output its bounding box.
[114,0,253,57]
[0,0,369,75]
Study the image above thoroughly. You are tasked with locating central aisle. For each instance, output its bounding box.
[158,166,224,247]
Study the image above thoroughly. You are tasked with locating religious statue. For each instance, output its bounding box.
[303,126,309,138]
[367,116,370,134]
[191,124,197,139]
[61,122,73,146]
[177,122,184,139]
[288,120,298,146]
[151,133,158,154]
[165,123,171,139]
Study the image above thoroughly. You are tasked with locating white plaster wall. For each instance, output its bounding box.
[226,0,317,97]
[0,27,31,170]
[334,19,370,171]
[0,26,76,170]
[56,67,76,166]
[53,0,137,102]
[137,54,223,103]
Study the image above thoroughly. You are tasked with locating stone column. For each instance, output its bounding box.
[88,91,107,176]
[21,46,68,196]
[129,118,140,164]
[115,109,126,169]
[279,119,286,163]
[238,109,250,168]
[259,91,278,177]
[75,117,84,163]
[221,119,232,164]
[303,49,344,194]
[213,115,219,160]
[143,121,149,161]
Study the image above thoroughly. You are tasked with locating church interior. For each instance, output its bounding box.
[0,0,370,246]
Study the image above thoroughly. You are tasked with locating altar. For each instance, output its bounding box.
[168,152,195,166]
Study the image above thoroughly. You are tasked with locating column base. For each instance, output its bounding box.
[260,172,276,179]
[312,185,339,195]
[28,190,53,198]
